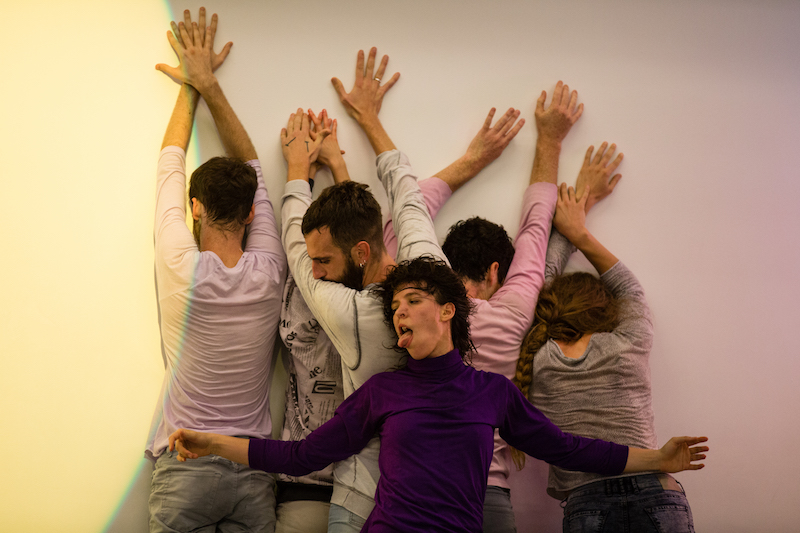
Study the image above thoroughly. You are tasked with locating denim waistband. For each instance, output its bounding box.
[567,474,683,498]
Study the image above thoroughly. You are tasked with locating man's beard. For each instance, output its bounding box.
[339,255,365,291]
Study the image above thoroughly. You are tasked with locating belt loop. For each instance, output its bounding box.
[630,475,640,494]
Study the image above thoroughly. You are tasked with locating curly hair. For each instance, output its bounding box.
[189,157,257,229]
[511,271,621,469]
[302,181,386,256]
[442,217,515,283]
[377,256,475,363]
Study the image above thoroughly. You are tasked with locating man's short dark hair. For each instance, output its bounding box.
[189,157,257,228]
[378,256,475,362]
[302,181,385,255]
[442,217,515,283]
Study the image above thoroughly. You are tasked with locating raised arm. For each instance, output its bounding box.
[309,109,351,184]
[551,139,626,274]
[332,47,400,155]
[553,183,619,275]
[156,9,255,161]
[434,107,526,192]
[161,84,201,151]
[381,107,525,256]
[531,81,583,185]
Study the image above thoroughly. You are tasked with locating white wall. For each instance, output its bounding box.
[2,1,798,531]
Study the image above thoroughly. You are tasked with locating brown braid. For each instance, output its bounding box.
[511,272,621,470]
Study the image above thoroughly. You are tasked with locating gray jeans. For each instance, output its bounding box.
[483,486,517,533]
[149,450,276,533]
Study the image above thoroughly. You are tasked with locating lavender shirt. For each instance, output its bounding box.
[146,147,286,459]
[250,350,628,532]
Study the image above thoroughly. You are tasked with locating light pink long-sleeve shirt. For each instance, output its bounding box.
[146,147,287,459]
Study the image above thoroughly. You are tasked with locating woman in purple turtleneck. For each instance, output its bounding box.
[169,257,707,533]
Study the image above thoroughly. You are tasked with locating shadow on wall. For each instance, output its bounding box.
[104,460,152,533]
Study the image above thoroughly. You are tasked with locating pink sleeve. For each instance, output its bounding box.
[382,176,452,259]
[490,182,558,310]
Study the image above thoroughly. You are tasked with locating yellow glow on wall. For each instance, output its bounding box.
[0,2,175,531]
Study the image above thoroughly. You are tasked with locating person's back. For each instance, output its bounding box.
[526,230,657,499]
[516,155,698,531]
[147,10,286,532]
[149,152,284,454]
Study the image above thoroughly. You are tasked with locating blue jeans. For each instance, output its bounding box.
[327,503,367,533]
[483,486,517,533]
[149,450,276,533]
[562,474,694,533]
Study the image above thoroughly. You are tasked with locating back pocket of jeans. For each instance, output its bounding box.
[645,504,693,533]
[163,470,221,509]
[564,510,606,533]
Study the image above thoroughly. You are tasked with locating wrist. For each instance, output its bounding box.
[320,152,345,169]
[458,153,484,178]
[210,435,222,456]
[357,114,382,131]
[287,159,311,182]
[535,135,562,153]
[564,227,592,248]
[318,154,347,174]
[191,74,220,97]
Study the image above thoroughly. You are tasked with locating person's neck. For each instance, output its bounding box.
[555,333,592,359]
[200,226,246,268]
[363,251,396,286]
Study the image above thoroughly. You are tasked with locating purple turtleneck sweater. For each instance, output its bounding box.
[249,349,628,532]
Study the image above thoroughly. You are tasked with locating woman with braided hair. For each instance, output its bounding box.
[514,166,700,532]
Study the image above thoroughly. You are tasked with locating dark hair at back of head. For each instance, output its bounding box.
[302,181,385,255]
[189,157,257,228]
[510,271,621,469]
[377,256,475,363]
[443,217,515,283]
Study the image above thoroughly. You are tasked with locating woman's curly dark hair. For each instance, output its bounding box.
[376,256,475,363]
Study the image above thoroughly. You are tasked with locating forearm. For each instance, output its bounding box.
[286,160,311,182]
[566,228,619,275]
[358,116,396,156]
[530,137,561,185]
[327,156,351,183]
[623,447,662,473]
[210,434,251,466]
[378,151,447,264]
[161,84,200,150]
[198,78,257,161]
[433,154,483,193]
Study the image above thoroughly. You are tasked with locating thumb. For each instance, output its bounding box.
[535,90,546,115]
[216,41,233,64]
[315,128,332,143]
[156,64,183,83]
[331,77,346,99]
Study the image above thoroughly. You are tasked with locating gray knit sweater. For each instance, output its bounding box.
[530,230,658,499]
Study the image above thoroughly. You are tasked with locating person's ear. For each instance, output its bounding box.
[440,302,456,322]
[244,204,255,225]
[352,241,371,268]
[486,262,500,286]
[191,198,203,221]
